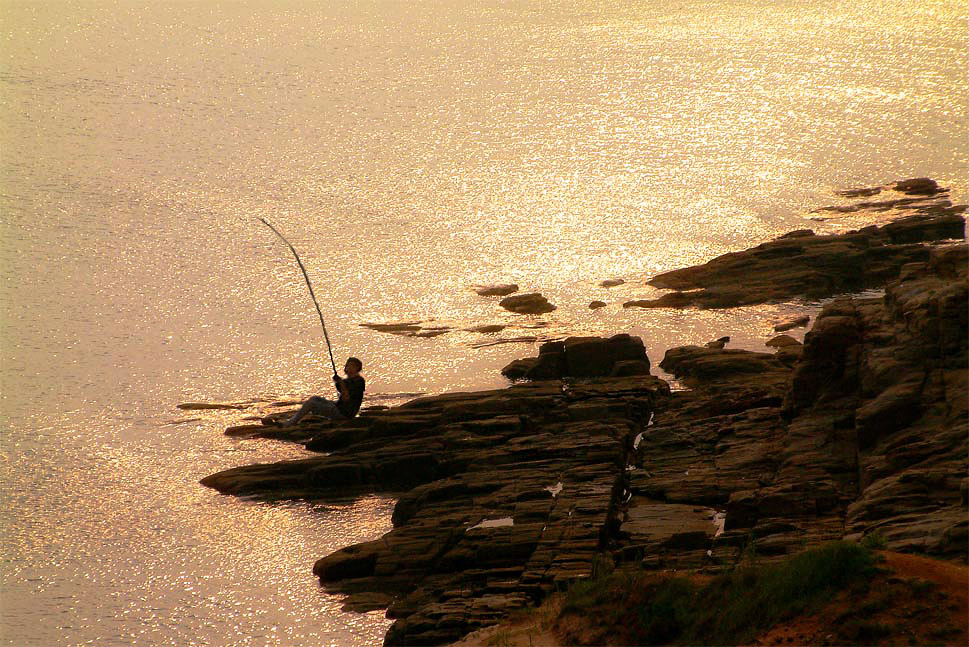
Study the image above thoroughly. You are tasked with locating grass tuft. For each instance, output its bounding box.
[559,541,879,645]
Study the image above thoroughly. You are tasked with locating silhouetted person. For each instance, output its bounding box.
[282,357,365,426]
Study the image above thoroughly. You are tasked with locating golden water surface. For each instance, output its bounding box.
[1,1,967,645]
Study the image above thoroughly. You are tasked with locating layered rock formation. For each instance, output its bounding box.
[624,210,965,309]
[618,243,967,574]
[200,199,967,644]
[500,334,649,381]
[202,359,669,645]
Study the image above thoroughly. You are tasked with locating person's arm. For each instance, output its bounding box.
[333,375,350,402]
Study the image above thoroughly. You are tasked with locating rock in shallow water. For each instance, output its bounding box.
[774,315,810,332]
[894,177,944,195]
[498,292,556,314]
[473,283,519,297]
[766,334,801,348]
[199,239,967,645]
[636,210,965,309]
[599,278,625,288]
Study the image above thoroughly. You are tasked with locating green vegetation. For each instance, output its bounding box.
[861,530,888,550]
[559,541,880,645]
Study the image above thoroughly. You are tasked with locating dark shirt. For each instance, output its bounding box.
[337,375,365,418]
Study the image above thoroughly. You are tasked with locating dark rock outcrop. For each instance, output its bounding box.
[894,177,944,195]
[625,211,964,309]
[619,243,968,573]
[589,300,607,309]
[498,292,556,314]
[766,334,800,348]
[361,321,452,338]
[203,373,668,645]
[501,335,650,381]
[200,217,966,644]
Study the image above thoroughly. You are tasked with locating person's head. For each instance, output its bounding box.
[344,357,363,377]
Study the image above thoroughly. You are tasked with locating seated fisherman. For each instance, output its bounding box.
[282,357,366,427]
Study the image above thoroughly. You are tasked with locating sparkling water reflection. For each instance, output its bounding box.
[1,1,966,645]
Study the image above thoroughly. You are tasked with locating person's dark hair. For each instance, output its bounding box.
[346,357,363,371]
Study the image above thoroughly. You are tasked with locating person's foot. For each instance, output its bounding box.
[262,414,293,427]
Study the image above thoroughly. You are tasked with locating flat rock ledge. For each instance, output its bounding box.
[202,365,668,645]
[625,208,965,309]
[201,244,967,646]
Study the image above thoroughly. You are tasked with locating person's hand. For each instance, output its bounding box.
[332,373,342,386]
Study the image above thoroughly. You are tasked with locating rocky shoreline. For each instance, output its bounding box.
[200,181,966,646]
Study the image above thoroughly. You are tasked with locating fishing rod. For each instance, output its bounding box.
[258,217,338,377]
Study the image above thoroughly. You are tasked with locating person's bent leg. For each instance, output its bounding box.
[283,396,325,427]
[315,400,343,420]
[283,396,344,427]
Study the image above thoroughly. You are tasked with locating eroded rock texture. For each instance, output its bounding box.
[202,368,668,645]
[619,244,968,574]
[625,210,965,309]
[200,241,967,645]
[501,334,650,381]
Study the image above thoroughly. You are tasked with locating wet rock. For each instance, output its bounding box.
[766,334,801,348]
[774,315,810,332]
[203,365,665,646]
[779,229,816,238]
[641,212,965,308]
[610,360,651,377]
[704,336,730,349]
[589,300,607,309]
[894,177,944,195]
[464,324,507,333]
[837,186,882,198]
[599,278,625,288]
[177,401,248,410]
[498,292,556,315]
[473,283,519,297]
[360,321,423,334]
[502,334,650,381]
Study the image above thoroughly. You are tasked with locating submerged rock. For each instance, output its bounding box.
[498,292,557,314]
[361,321,452,338]
[837,186,882,198]
[177,401,248,410]
[473,283,519,297]
[464,324,507,333]
[599,278,625,288]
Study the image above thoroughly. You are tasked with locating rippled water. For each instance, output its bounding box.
[1,1,966,645]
